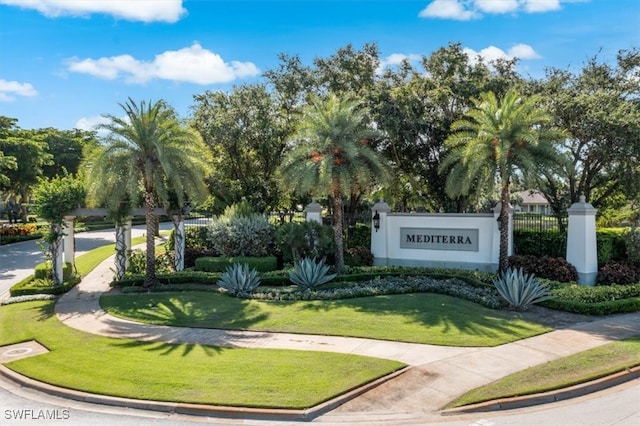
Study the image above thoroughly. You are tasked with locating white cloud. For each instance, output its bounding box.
[67,43,260,85]
[419,0,571,20]
[74,115,111,132]
[475,0,519,14]
[0,79,38,102]
[0,0,186,23]
[419,0,477,20]
[464,43,541,65]
[523,0,562,13]
[377,53,422,74]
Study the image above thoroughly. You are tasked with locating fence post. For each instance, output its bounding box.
[63,216,75,269]
[566,195,598,285]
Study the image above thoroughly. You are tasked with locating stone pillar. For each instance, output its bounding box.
[63,216,75,268]
[567,195,598,285]
[371,200,391,266]
[305,201,322,224]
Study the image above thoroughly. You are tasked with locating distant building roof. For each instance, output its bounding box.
[516,190,549,205]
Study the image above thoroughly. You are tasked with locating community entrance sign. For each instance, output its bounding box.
[400,228,479,251]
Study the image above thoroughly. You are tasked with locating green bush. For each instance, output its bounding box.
[596,229,627,266]
[10,274,81,297]
[114,270,220,287]
[275,221,335,262]
[126,249,174,274]
[34,261,73,281]
[195,256,277,273]
[345,223,371,250]
[513,229,566,258]
[207,214,275,257]
[167,226,211,250]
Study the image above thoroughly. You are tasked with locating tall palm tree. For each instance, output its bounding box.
[86,98,209,286]
[278,94,389,272]
[439,88,559,271]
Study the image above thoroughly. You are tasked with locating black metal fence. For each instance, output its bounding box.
[512,213,568,257]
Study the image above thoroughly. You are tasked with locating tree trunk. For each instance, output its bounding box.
[499,181,510,272]
[143,191,158,287]
[333,186,345,273]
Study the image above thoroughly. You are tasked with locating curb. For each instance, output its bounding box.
[441,365,640,415]
[0,363,411,422]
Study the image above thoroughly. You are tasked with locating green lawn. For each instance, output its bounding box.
[100,291,551,347]
[447,335,640,408]
[0,300,403,409]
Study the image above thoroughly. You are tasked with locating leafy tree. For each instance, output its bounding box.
[0,150,17,188]
[192,84,289,213]
[439,89,559,271]
[278,94,389,272]
[40,128,99,178]
[32,174,85,284]
[372,42,523,212]
[0,116,53,221]
[532,49,640,222]
[85,98,209,287]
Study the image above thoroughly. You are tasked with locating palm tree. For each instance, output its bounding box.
[86,98,209,286]
[278,94,389,272]
[439,88,559,271]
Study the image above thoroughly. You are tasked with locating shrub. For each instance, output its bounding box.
[217,263,261,296]
[508,255,578,282]
[513,229,566,258]
[207,214,275,257]
[126,249,174,274]
[195,256,277,273]
[345,246,374,267]
[275,221,335,262]
[597,261,639,285]
[344,223,371,249]
[596,229,627,266]
[10,274,81,297]
[289,257,337,290]
[493,268,555,310]
[167,226,211,251]
[0,223,39,237]
[623,225,640,267]
[184,248,219,269]
[34,261,73,281]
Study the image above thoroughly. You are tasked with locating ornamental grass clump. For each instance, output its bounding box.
[494,267,555,310]
[217,263,261,296]
[289,257,336,290]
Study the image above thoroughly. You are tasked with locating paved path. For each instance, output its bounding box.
[48,254,640,423]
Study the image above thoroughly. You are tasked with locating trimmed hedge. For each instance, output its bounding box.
[10,274,81,297]
[194,256,277,273]
[34,261,73,280]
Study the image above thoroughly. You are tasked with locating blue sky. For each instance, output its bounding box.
[0,0,638,131]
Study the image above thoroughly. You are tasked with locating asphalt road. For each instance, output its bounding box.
[0,223,174,299]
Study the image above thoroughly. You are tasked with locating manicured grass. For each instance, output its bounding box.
[74,236,146,276]
[447,335,640,408]
[100,291,551,347]
[0,300,404,409]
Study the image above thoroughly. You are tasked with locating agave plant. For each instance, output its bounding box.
[493,267,555,310]
[217,263,261,296]
[289,257,337,290]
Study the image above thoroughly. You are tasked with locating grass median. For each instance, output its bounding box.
[101,291,551,347]
[447,335,640,408]
[0,300,404,409]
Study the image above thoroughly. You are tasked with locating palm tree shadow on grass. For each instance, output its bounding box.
[109,338,226,357]
[297,293,548,344]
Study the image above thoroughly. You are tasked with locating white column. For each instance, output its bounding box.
[63,216,75,268]
[567,195,598,285]
[115,222,127,280]
[305,201,322,223]
[371,200,391,266]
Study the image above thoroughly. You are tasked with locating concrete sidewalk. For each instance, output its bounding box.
[17,254,640,423]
